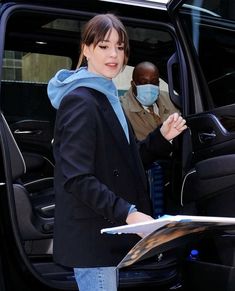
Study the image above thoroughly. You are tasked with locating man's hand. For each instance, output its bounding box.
[160,112,187,141]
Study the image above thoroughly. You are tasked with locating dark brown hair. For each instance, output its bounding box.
[77,14,129,68]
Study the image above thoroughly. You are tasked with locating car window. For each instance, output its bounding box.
[183,0,235,21]
[1,10,180,115]
[3,51,71,82]
[179,0,235,109]
[1,51,71,122]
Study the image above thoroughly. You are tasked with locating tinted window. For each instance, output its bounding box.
[2,51,71,82]
[184,0,235,21]
[1,51,71,122]
[180,0,235,108]
[1,10,179,109]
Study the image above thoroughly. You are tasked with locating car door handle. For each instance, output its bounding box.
[199,131,216,143]
[14,129,42,135]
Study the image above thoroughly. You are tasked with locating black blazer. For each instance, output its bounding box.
[53,87,172,268]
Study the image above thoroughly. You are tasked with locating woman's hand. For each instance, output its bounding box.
[160,112,187,141]
[126,211,154,238]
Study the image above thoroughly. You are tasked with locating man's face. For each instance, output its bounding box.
[131,65,160,96]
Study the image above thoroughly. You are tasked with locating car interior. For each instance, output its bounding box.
[1,1,235,290]
[0,5,185,290]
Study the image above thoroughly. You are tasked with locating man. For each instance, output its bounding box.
[120,61,181,217]
[120,61,180,141]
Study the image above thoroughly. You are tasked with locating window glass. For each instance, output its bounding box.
[2,51,72,82]
[113,65,134,97]
[180,0,235,108]
[3,11,177,94]
[1,51,71,122]
[183,0,235,21]
[1,12,179,119]
[43,18,83,32]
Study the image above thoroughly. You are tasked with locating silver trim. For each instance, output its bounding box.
[180,169,196,206]
[24,177,54,187]
[40,204,55,212]
[14,129,36,134]
[182,4,221,17]
[42,156,55,168]
[99,0,168,10]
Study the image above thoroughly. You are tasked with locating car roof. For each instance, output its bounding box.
[100,0,169,9]
[0,0,170,10]
[0,0,170,3]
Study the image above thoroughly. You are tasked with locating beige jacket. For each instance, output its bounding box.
[120,88,180,141]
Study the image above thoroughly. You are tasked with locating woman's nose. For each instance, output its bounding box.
[110,47,118,57]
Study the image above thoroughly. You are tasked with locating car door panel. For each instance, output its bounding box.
[181,108,235,216]
[182,154,235,204]
[187,112,235,163]
[10,119,53,153]
[10,119,55,181]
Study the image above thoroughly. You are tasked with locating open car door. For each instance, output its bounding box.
[166,2,235,290]
[167,0,235,217]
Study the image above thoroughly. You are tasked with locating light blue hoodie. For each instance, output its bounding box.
[47,67,129,142]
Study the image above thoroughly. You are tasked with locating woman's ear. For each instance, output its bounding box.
[83,44,89,59]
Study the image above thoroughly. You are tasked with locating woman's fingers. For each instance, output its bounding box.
[160,113,187,140]
[174,118,187,131]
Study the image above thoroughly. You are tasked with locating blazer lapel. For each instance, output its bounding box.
[97,94,142,174]
[100,98,130,153]
[128,124,148,190]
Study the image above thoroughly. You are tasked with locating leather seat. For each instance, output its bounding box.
[1,112,54,240]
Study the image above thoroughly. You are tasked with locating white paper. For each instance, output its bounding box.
[101,214,235,235]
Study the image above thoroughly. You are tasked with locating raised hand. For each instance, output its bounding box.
[160,112,187,141]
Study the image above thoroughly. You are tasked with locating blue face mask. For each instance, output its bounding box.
[135,84,160,106]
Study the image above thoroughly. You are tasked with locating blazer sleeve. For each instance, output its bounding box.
[137,126,173,168]
[56,88,131,224]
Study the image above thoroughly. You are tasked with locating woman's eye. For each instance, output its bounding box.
[98,45,108,49]
[118,46,124,51]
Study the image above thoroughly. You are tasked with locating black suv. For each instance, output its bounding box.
[1,1,235,290]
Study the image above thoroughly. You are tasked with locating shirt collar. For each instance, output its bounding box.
[126,88,159,114]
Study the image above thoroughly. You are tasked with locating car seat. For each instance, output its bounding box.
[0,111,54,240]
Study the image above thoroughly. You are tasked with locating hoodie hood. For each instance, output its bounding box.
[47,66,130,142]
[47,66,119,109]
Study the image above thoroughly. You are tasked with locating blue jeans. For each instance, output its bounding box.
[148,162,164,218]
[74,267,118,291]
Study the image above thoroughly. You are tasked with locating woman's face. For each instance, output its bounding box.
[83,28,125,79]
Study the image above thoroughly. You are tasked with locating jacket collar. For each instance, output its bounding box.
[125,88,143,113]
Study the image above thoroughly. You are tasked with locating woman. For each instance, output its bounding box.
[47,13,186,291]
